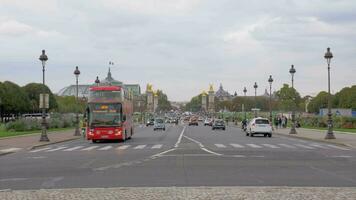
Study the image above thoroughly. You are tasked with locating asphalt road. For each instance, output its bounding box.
[1,123,356,190]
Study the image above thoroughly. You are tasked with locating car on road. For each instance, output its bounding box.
[188,117,199,126]
[246,117,272,137]
[204,118,213,126]
[146,118,154,126]
[212,119,226,130]
[153,118,166,131]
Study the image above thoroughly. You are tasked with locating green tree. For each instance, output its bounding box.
[22,83,58,112]
[333,85,356,109]
[0,81,30,119]
[307,91,329,114]
[185,95,202,112]
[275,84,301,111]
[156,90,172,112]
[54,95,86,113]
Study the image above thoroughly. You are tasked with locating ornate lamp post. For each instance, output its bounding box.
[268,75,273,125]
[95,76,100,86]
[324,47,335,139]
[253,82,258,117]
[39,50,49,142]
[74,66,81,136]
[243,87,247,121]
[289,65,297,134]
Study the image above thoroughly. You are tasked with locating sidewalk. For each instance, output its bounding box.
[0,129,80,155]
[274,128,356,148]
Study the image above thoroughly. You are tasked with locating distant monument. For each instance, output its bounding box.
[208,84,215,113]
[146,84,154,113]
[153,91,158,113]
[201,90,208,112]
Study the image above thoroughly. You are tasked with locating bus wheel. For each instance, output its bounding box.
[92,139,98,143]
[122,131,127,142]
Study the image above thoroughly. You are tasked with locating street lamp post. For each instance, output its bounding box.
[95,76,100,86]
[253,82,258,117]
[289,65,297,134]
[74,66,81,136]
[243,87,247,121]
[39,50,49,142]
[268,75,273,126]
[324,47,335,139]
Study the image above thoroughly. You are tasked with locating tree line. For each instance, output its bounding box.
[185,84,356,114]
[0,81,85,122]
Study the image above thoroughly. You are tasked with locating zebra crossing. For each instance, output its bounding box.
[28,144,165,153]
[213,143,351,150]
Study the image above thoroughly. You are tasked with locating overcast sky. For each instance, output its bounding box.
[0,0,355,101]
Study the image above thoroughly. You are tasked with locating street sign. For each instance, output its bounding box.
[39,93,49,109]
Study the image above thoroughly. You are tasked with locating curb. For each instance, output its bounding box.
[0,151,14,157]
[29,137,81,150]
[0,129,75,140]
[273,132,354,148]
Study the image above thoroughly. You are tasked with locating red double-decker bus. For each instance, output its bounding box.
[85,85,134,142]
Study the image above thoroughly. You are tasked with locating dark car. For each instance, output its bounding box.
[146,118,154,126]
[212,119,226,130]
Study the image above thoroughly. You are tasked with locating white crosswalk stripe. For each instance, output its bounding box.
[151,144,163,149]
[278,144,296,148]
[294,144,315,149]
[98,146,113,150]
[262,144,280,148]
[215,144,226,148]
[30,147,51,153]
[230,144,244,148]
[63,146,84,151]
[325,144,350,151]
[134,145,146,149]
[81,146,99,151]
[246,144,262,148]
[47,147,67,152]
[309,144,329,149]
[0,147,22,153]
[117,145,130,150]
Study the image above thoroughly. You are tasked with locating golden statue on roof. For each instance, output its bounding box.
[146,84,153,92]
[201,90,207,96]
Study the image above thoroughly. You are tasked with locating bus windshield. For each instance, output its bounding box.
[89,103,122,126]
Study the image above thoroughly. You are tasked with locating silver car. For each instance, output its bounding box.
[153,118,166,131]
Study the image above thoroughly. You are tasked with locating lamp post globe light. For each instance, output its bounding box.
[289,65,297,134]
[74,66,81,136]
[324,47,335,139]
[95,76,100,85]
[39,50,49,142]
[243,87,247,121]
[268,75,273,126]
[253,82,258,117]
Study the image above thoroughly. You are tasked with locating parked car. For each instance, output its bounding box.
[153,118,166,131]
[188,117,199,126]
[204,118,213,126]
[246,117,272,137]
[212,119,225,130]
[146,118,154,126]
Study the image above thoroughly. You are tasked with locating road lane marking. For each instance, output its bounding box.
[294,144,315,149]
[134,145,146,149]
[214,144,226,148]
[262,144,280,149]
[151,148,176,158]
[201,147,222,156]
[230,144,244,148]
[330,155,352,158]
[117,145,130,150]
[174,126,186,148]
[81,146,99,151]
[183,135,204,148]
[309,144,329,149]
[278,144,296,148]
[47,147,67,152]
[63,146,84,151]
[30,147,51,153]
[246,144,262,148]
[151,144,163,149]
[325,144,350,151]
[98,146,112,150]
[0,148,22,153]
